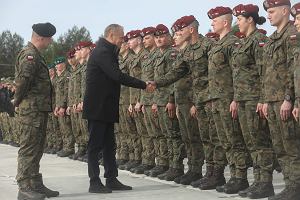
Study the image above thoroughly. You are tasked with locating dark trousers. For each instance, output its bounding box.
[87,120,118,184]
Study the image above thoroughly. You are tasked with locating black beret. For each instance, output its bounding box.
[32,22,56,37]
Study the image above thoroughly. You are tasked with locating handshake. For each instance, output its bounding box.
[145,81,157,93]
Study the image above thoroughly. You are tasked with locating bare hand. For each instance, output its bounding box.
[190,105,198,118]
[262,103,268,118]
[292,107,299,121]
[256,103,264,118]
[146,81,156,93]
[58,108,65,117]
[152,104,158,117]
[165,102,176,118]
[280,100,292,121]
[54,107,59,116]
[135,102,142,112]
[229,101,238,119]
[66,107,71,116]
[128,104,134,117]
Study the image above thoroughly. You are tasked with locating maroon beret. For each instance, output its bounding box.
[74,41,93,51]
[258,28,267,35]
[233,4,259,16]
[208,7,232,19]
[178,15,196,29]
[263,0,291,11]
[171,19,182,33]
[291,3,300,17]
[126,30,142,40]
[205,32,220,39]
[154,24,169,36]
[141,27,156,37]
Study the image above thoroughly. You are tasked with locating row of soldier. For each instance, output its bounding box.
[1,0,300,200]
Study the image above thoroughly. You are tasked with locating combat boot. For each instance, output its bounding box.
[191,165,214,188]
[116,159,128,166]
[18,187,46,200]
[238,182,259,197]
[31,176,59,198]
[89,179,112,193]
[125,160,141,171]
[133,164,155,174]
[267,184,300,200]
[178,170,202,185]
[247,182,274,199]
[223,178,249,194]
[148,165,168,177]
[69,149,85,160]
[165,168,184,181]
[199,166,226,190]
[216,177,236,193]
[119,160,133,170]
[57,149,74,157]
[106,178,132,190]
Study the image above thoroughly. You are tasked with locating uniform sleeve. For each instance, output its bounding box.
[80,67,87,102]
[14,54,37,106]
[286,35,298,100]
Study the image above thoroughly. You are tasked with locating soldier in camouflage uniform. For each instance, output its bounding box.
[14,23,59,200]
[262,1,300,199]
[230,4,275,198]
[54,56,75,157]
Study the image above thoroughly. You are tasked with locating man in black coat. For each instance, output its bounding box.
[83,24,151,193]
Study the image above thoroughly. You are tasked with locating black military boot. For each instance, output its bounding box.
[216,177,236,193]
[165,168,184,181]
[157,168,173,180]
[89,179,112,193]
[267,184,300,200]
[133,164,155,174]
[148,165,168,177]
[18,187,46,200]
[69,149,85,160]
[106,178,132,190]
[119,160,133,170]
[57,149,74,157]
[31,176,59,198]
[199,166,226,190]
[123,160,140,171]
[247,182,274,199]
[191,165,214,188]
[116,159,129,166]
[179,170,202,185]
[223,178,249,194]
[238,182,259,197]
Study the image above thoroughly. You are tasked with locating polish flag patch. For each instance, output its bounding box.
[27,55,34,61]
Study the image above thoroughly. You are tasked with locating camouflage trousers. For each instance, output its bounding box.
[117,105,130,161]
[70,112,86,152]
[157,106,184,170]
[46,113,56,148]
[51,114,62,150]
[267,101,300,186]
[195,102,217,169]
[16,111,48,188]
[57,115,75,152]
[211,98,249,179]
[177,103,204,173]
[78,113,89,149]
[238,100,274,182]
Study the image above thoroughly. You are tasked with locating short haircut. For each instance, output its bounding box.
[104,24,123,38]
[189,20,199,32]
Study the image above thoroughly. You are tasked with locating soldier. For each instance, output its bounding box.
[130,27,157,174]
[54,56,75,157]
[231,4,275,198]
[13,22,59,200]
[262,0,300,199]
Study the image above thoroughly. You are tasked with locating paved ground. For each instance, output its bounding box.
[0,144,285,200]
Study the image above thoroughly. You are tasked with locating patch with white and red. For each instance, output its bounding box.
[258,42,265,47]
[27,55,34,61]
[290,34,297,40]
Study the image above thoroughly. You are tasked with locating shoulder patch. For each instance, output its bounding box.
[27,55,34,61]
[258,42,265,47]
[290,34,297,40]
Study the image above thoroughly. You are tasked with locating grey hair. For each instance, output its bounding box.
[189,20,199,32]
[104,24,124,38]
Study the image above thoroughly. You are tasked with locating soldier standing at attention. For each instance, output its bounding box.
[262,0,300,199]
[14,22,59,200]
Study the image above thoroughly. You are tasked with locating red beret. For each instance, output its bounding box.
[126,30,142,40]
[90,43,96,50]
[171,19,182,33]
[258,28,267,35]
[141,27,156,37]
[235,32,246,39]
[263,0,291,11]
[205,32,220,39]
[154,24,169,36]
[67,49,76,59]
[178,15,196,29]
[208,7,232,19]
[233,4,259,16]
[291,3,300,17]
[75,41,93,50]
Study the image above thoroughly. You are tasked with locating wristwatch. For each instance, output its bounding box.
[284,94,291,101]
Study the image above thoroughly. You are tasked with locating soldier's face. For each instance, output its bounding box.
[128,37,140,50]
[155,34,170,48]
[237,15,251,34]
[267,7,286,26]
[80,47,91,59]
[119,42,129,55]
[68,58,78,68]
[178,27,192,42]
[112,29,124,48]
[41,37,53,49]
[143,35,155,49]
[49,69,55,77]
[294,15,300,32]
[211,17,224,34]
[55,63,66,72]
[173,31,185,47]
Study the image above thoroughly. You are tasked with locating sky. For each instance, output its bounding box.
[0,0,299,42]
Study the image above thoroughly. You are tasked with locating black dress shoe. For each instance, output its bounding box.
[106,178,132,190]
[89,182,112,193]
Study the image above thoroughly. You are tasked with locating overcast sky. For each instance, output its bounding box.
[0,0,298,42]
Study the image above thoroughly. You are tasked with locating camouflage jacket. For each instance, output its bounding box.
[140,48,159,105]
[80,61,87,102]
[14,42,52,113]
[119,52,133,105]
[55,69,70,109]
[129,49,147,104]
[67,68,76,107]
[208,31,238,100]
[51,75,58,109]
[262,23,297,102]
[231,29,268,102]
[291,33,300,106]
[153,47,177,106]
[73,63,83,105]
